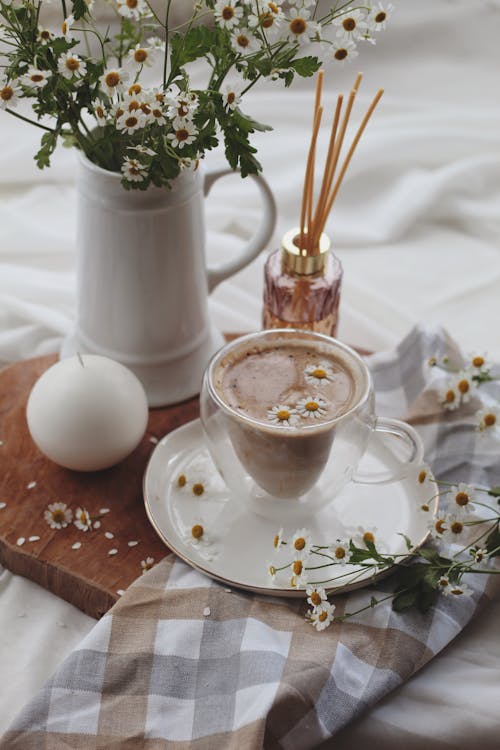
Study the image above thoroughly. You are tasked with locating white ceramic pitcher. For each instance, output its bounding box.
[61,153,276,407]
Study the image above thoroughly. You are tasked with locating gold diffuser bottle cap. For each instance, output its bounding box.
[281,228,331,275]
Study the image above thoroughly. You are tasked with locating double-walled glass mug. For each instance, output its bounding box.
[200,329,424,519]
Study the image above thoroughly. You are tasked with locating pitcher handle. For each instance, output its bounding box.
[204,167,277,293]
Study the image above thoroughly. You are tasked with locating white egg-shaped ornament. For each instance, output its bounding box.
[26,354,149,471]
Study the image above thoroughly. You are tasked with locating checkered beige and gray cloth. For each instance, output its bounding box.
[2,326,500,750]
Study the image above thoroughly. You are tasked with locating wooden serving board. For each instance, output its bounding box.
[0,354,201,619]
[0,339,371,620]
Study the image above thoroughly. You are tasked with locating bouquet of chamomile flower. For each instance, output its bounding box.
[0,0,393,189]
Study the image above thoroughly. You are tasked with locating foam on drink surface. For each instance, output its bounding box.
[216,344,356,426]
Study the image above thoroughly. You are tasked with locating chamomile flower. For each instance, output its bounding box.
[450,483,476,514]
[285,7,320,45]
[166,91,198,121]
[427,513,447,539]
[100,66,129,96]
[221,84,242,111]
[141,556,155,573]
[290,557,309,588]
[93,99,108,126]
[446,582,473,598]
[454,370,476,403]
[470,547,488,565]
[149,104,167,126]
[20,66,51,89]
[57,52,87,80]
[74,507,92,531]
[116,111,146,134]
[355,526,378,548]
[444,513,466,542]
[248,3,284,38]
[272,527,285,551]
[306,584,327,609]
[44,501,73,529]
[117,0,151,21]
[416,464,433,486]
[37,26,53,44]
[127,43,156,70]
[291,528,312,557]
[167,118,198,149]
[121,157,148,183]
[147,35,166,51]
[335,8,369,42]
[330,539,351,565]
[296,396,327,419]
[476,405,500,434]
[267,404,300,427]
[61,14,75,40]
[0,77,20,109]
[439,380,460,411]
[230,28,261,54]
[437,575,451,594]
[267,561,277,581]
[326,39,359,65]
[191,523,204,542]
[214,0,244,30]
[129,144,157,157]
[304,361,334,385]
[469,352,491,375]
[367,2,395,32]
[309,600,335,631]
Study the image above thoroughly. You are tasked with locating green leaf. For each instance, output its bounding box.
[169,25,214,69]
[72,0,88,21]
[488,486,500,498]
[290,56,321,78]
[398,533,413,551]
[392,588,419,612]
[485,524,500,557]
[35,131,58,170]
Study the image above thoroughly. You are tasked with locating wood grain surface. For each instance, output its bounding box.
[0,354,200,619]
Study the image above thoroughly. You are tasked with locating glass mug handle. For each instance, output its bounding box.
[352,417,424,485]
[204,167,277,293]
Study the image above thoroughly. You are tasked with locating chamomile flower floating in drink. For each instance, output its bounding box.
[296,396,327,419]
[267,404,300,427]
[304,362,334,385]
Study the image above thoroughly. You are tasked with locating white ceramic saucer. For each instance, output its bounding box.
[143,419,432,598]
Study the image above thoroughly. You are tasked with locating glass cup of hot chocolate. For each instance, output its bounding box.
[200,329,423,518]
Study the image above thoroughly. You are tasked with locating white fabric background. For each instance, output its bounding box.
[1,0,500,745]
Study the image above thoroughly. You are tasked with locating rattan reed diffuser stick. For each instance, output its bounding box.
[298,73,384,257]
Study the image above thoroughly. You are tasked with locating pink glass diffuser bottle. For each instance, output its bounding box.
[262,227,343,337]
